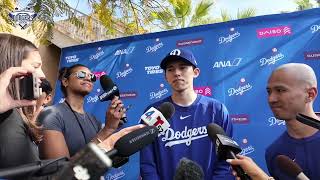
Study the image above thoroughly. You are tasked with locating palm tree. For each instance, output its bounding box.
[0,0,15,32]
[216,8,256,22]
[295,0,314,10]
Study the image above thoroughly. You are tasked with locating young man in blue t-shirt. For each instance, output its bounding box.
[265,63,320,180]
[140,48,234,180]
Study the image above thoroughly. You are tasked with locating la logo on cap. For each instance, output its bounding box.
[169,49,181,56]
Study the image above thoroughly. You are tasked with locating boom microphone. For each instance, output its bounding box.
[106,126,159,158]
[296,113,320,130]
[140,102,175,134]
[207,123,251,180]
[276,155,310,180]
[98,75,120,102]
[174,157,204,180]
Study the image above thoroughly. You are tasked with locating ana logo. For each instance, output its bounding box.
[304,51,320,60]
[310,25,320,33]
[114,47,135,56]
[219,28,240,44]
[145,65,163,74]
[116,64,133,79]
[260,48,284,66]
[9,3,38,29]
[228,78,253,96]
[231,114,250,124]
[161,126,208,147]
[93,71,107,79]
[146,38,164,53]
[239,138,255,156]
[150,84,168,100]
[89,47,104,61]
[194,86,212,96]
[268,117,285,126]
[213,58,242,68]
[65,55,79,63]
[120,92,137,99]
[105,169,125,180]
[257,26,291,38]
[176,38,203,47]
[86,95,99,104]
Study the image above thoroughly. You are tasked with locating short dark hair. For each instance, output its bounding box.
[40,79,52,95]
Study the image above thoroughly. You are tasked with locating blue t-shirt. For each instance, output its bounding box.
[265,130,320,180]
[39,102,101,156]
[140,94,234,180]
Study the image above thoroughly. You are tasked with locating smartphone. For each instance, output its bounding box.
[19,73,42,100]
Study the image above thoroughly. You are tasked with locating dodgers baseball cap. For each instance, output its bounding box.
[160,48,198,69]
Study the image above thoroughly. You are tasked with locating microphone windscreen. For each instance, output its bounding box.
[174,158,204,180]
[157,102,175,120]
[100,75,115,91]
[276,155,303,178]
[207,123,227,140]
[114,126,159,157]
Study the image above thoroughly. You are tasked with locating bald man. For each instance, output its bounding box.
[265,63,320,180]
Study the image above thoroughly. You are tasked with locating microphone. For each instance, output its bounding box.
[276,155,310,180]
[296,113,320,130]
[56,143,113,180]
[140,102,175,134]
[106,126,159,158]
[174,157,204,180]
[207,123,251,180]
[98,75,120,102]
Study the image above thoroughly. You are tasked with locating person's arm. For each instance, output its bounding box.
[212,103,235,179]
[227,155,274,180]
[140,143,160,180]
[0,67,36,113]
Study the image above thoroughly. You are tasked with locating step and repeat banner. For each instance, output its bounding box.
[56,8,320,179]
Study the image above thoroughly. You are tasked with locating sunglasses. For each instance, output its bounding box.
[70,71,96,82]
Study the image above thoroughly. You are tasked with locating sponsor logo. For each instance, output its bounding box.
[268,117,285,126]
[150,88,169,100]
[114,47,135,56]
[89,47,104,61]
[161,126,208,147]
[116,66,133,79]
[213,58,242,68]
[146,39,164,53]
[105,169,125,180]
[239,138,255,156]
[311,24,320,33]
[120,92,137,99]
[180,115,191,120]
[257,26,291,38]
[219,28,240,44]
[260,48,285,66]
[65,55,79,63]
[304,51,320,60]
[145,65,163,74]
[231,114,250,124]
[228,78,253,96]
[194,86,212,96]
[86,95,99,104]
[9,3,38,29]
[176,38,203,47]
[93,71,107,79]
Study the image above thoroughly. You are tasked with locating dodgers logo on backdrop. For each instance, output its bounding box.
[146,38,164,53]
[150,84,169,100]
[161,126,208,147]
[114,47,135,56]
[145,65,163,74]
[239,138,255,156]
[259,48,285,66]
[89,47,104,61]
[231,114,250,124]
[116,64,133,79]
[219,28,241,44]
[310,24,320,33]
[257,25,291,38]
[268,117,285,126]
[213,58,242,68]
[176,38,203,47]
[228,78,253,96]
[194,86,212,96]
[65,55,79,63]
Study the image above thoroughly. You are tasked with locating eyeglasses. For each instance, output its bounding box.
[70,71,96,82]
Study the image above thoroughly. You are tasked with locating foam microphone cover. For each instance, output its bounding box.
[114,126,159,157]
[207,123,227,139]
[276,155,303,178]
[158,102,175,120]
[174,158,204,180]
